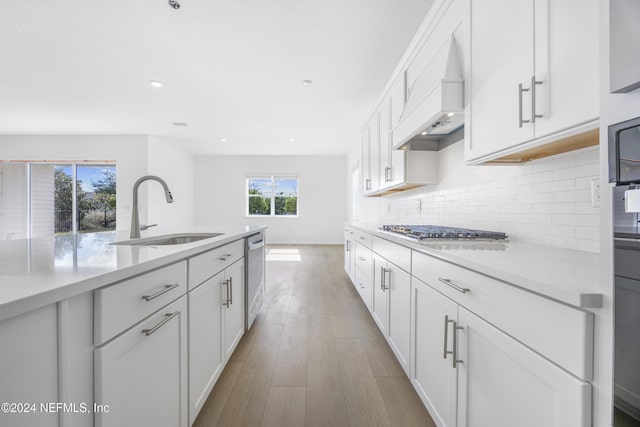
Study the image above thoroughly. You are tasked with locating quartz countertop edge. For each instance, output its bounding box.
[347,223,603,309]
[0,225,267,322]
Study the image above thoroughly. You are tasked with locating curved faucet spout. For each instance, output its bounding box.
[130,175,174,238]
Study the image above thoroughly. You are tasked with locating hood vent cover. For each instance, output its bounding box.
[392,35,464,151]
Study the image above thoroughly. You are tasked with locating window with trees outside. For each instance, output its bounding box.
[0,162,116,241]
[247,176,298,217]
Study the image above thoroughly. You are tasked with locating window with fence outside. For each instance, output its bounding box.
[247,176,298,217]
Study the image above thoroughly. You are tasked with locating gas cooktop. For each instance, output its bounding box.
[380,224,507,241]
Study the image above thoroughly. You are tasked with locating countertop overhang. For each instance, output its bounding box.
[347,223,603,309]
[0,225,267,322]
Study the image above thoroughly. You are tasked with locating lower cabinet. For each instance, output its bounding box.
[221,259,245,362]
[373,253,411,375]
[0,304,59,427]
[457,307,591,427]
[188,258,244,424]
[94,296,188,427]
[188,272,223,425]
[412,278,457,427]
[412,276,592,427]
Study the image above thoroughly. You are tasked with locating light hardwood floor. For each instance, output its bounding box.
[193,244,436,427]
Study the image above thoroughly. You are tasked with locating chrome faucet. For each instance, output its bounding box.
[130,175,174,238]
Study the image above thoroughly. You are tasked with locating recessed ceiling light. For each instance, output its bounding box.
[220,138,227,143]
[172,122,188,127]
[447,112,455,117]
[168,0,180,9]
[289,138,295,142]
[421,131,428,135]
[150,80,163,88]
[302,80,313,87]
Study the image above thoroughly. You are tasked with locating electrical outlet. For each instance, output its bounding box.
[591,178,600,208]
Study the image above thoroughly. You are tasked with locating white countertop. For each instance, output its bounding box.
[0,225,266,322]
[347,223,603,309]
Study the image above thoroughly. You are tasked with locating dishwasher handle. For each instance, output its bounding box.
[248,236,265,251]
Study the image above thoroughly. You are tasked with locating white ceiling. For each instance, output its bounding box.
[0,0,433,155]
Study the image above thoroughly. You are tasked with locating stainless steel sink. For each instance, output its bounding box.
[112,233,224,246]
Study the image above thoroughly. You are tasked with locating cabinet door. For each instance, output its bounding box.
[467,0,534,161]
[370,113,380,192]
[0,304,59,427]
[95,296,188,427]
[344,235,353,280]
[389,77,406,185]
[411,278,458,427]
[222,259,245,362]
[456,307,591,427]
[387,262,411,375]
[532,0,598,139]
[378,99,392,189]
[361,131,371,193]
[372,254,388,335]
[188,271,223,424]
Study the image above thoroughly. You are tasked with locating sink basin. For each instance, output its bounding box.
[112,233,224,246]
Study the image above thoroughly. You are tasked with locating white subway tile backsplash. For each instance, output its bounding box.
[379,143,600,253]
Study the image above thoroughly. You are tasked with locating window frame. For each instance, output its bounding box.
[27,161,116,237]
[246,175,299,218]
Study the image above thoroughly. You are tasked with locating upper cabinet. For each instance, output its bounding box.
[466,0,599,164]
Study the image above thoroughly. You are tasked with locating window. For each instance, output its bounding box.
[0,161,116,240]
[247,176,298,217]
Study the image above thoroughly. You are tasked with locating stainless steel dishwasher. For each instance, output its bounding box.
[245,232,265,330]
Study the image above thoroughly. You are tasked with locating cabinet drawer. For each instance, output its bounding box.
[412,251,593,381]
[354,230,373,249]
[373,237,411,273]
[94,261,187,345]
[355,242,373,279]
[189,240,244,290]
[354,266,373,311]
[344,226,356,237]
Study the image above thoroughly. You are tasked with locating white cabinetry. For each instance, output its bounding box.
[344,227,356,282]
[0,304,59,427]
[362,115,379,195]
[221,259,245,362]
[411,249,593,427]
[95,296,188,427]
[354,241,374,311]
[372,238,412,375]
[457,307,591,427]
[188,244,245,424]
[466,0,598,163]
[412,278,457,427]
[188,271,223,424]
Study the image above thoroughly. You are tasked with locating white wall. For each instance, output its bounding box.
[194,155,346,244]
[147,136,195,228]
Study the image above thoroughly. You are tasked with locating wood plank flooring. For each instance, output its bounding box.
[193,244,436,427]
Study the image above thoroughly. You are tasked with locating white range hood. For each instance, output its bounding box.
[392,36,464,151]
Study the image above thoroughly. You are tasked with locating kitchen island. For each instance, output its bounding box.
[0,225,266,427]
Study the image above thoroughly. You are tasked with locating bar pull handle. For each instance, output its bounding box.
[142,311,179,336]
[380,266,387,291]
[229,277,233,305]
[438,278,470,294]
[346,240,351,252]
[365,179,371,191]
[530,75,544,123]
[518,83,530,128]
[359,256,366,262]
[218,254,233,261]
[443,315,454,359]
[222,280,230,307]
[452,321,464,368]
[141,283,180,301]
